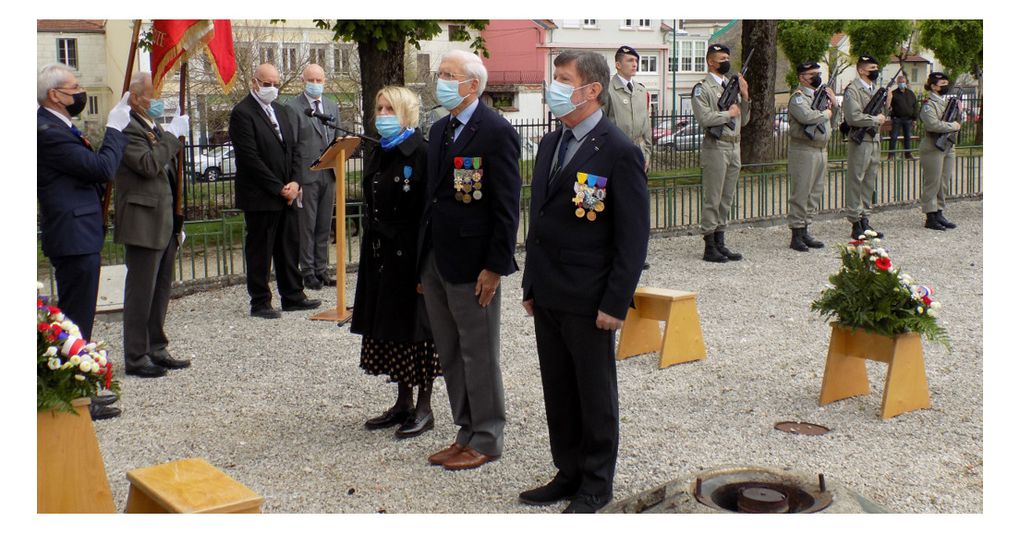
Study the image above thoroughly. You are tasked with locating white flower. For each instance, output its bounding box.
[47,358,61,370]
[44,346,58,357]
[36,281,44,290]
[857,234,867,240]
[60,362,74,371]
[881,253,889,258]
[54,313,65,322]
[847,246,857,253]
[872,238,881,245]
[91,363,102,374]
[931,302,942,310]
[928,309,938,317]
[869,256,877,262]
[69,355,81,365]
[79,361,93,373]
[60,320,73,331]
[97,356,107,366]
[99,349,107,358]
[74,374,85,381]
[917,306,925,314]
[865,229,877,237]
[84,343,96,352]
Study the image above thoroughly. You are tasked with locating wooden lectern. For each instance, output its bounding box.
[309,136,361,323]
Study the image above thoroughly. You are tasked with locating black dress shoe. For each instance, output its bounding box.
[303,274,323,290]
[150,353,191,370]
[395,411,434,439]
[282,298,321,311]
[251,307,282,319]
[365,407,413,430]
[519,478,580,505]
[317,272,337,287]
[562,494,612,513]
[125,362,168,378]
[91,393,119,406]
[89,404,121,421]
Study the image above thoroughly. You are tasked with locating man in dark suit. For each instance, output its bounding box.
[37,63,131,420]
[284,63,339,290]
[112,71,193,378]
[419,50,521,471]
[229,63,320,319]
[520,50,649,513]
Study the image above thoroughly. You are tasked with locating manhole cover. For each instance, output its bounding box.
[693,469,832,513]
[774,421,829,435]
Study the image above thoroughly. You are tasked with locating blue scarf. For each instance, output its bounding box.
[380,128,414,151]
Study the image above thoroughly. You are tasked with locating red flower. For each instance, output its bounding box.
[37,298,42,308]
[849,240,864,245]
[47,306,61,316]
[922,296,932,306]
[875,257,892,271]
[37,323,49,333]
[50,325,63,338]
[103,362,112,390]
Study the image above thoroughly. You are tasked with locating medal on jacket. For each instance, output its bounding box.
[573,172,607,221]
[453,157,483,203]
[401,165,412,192]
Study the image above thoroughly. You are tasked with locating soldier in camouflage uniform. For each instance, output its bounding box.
[918,71,962,231]
[841,55,891,239]
[787,61,839,251]
[692,43,749,263]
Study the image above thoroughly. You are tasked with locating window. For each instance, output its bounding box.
[309,46,327,68]
[57,38,77,69]
[582,19,598,28]
[649,92,659,115]
[668,57,679,72]
[260,46,276,66]
[911,67,919,83]
[448,24,465,40]
[639,54,657,74]
[638,19,652,29]
[622,19,633,29]
[333,45,353,75]
[416,53,431,81]
[282,45,299,74]
[488,91,517,111]
[680,41,707,73]
[87,95,98,115]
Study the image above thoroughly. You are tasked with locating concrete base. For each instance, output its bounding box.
[96,264,127,315]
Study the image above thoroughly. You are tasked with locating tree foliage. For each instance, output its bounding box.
[777,20,844,89]
[844,20,914,68]
[918,20,983,80]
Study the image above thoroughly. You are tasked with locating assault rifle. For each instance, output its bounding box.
[706,47,755,140]
[934,86,963,152]
[804,75,836,140]
[844,66,903,145]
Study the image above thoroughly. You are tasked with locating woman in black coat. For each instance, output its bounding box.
[351,86,439,438]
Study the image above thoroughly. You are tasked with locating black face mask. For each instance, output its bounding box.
[717,61,731,75]
[59,90,88,117]
[809,74,822,89]
[940,83,953,95]
[866,70,880,82]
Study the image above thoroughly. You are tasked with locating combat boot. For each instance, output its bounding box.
[936,210,957,229]
[702,234,728,263]
[924,212,947,231]
[850,220,865,240]
[860,217,884,238]
[801,225,825,248]
[714,231,743,261]
[790,228,809,252]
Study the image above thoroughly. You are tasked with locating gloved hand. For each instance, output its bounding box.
[165,110,190,139]
[106,92,131,131]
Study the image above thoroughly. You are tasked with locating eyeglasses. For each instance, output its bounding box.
[55,84,82,93]
[436,71,468,81]
[254,78,282,89]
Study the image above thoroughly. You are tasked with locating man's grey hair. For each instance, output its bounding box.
[442,49,487,95]
[128,71,152,94]
[553,50,610,106]
[37,63,75,105]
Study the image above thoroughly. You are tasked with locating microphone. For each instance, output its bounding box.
[304,107,336,124]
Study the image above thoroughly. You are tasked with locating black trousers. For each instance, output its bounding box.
[50,253,101,341]
[243,208,306,310]
[890,118,914,152]
[123,235,178,367]
[533,304,619,498]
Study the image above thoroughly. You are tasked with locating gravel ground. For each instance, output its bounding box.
[91,199,983,513]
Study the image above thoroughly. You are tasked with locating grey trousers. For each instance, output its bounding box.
[421,251,505,457]
[299,176,336,277]
[920,138,954,213]
[844,138,880,222]
[700,139,741,235]
[787,144,828,228]
[123,235,179,367]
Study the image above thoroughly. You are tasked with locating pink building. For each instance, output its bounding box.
[480,20,554,120]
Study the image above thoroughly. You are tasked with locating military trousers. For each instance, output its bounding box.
[700,138,741,235]
[298,174,336,277]
[919,137,954,214]
[787,144,828,228]
[844,138,880,222]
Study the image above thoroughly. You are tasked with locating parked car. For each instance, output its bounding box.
[655,123,703,151]
[774,115,790,135]
[193,144,235,182]
[653,118,690,143]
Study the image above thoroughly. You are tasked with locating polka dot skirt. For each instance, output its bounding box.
[359,336,442,386]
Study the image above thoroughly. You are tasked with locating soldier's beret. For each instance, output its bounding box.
[796,61,821,74]
[858,55,879,66]
[928,71,949,83]
[707,43,730,55]
[616,45,639,59]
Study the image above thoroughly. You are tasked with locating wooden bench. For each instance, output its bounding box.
[616,287,706,369]
[125,458,264,513]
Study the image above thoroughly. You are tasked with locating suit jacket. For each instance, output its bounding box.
[37,107,128,258]
[522,115,649,320]
[418,101,522,284]
[284,94,339,185]
[112,112,181,249]
[228,94,301,211]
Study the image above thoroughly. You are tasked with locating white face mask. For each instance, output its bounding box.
[256,86,279,105]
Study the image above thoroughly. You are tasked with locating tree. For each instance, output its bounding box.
[918,20,983,142]
[740,20,778,165]
[777,20,845,89]
[312,20,488,138]
[844,20,914,69]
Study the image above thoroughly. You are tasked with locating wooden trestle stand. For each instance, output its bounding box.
[309,136,361,324]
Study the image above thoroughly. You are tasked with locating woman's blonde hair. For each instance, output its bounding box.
[375,86,420,128]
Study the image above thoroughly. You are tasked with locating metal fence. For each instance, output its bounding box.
[37,101,983,294]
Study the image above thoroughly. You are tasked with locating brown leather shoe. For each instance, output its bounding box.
[442,447,499,471]
[428,442,464,466]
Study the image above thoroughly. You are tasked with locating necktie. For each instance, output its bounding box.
[627,81,633,93]
[313,100,324,135]
[441,116,460,158]
[551,128,572,182]
[266,106,282,142]
[70,124,91,149]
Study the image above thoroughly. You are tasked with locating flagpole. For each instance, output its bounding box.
[175,63,187,218]
[102,18,142,231]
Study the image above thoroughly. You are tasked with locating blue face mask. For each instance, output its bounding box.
[546,80,592,119]
[898,83,907,90]
[146,99,164,119]
[305,82,324,98]
[375,115,403,138]
[435,78,469,110]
